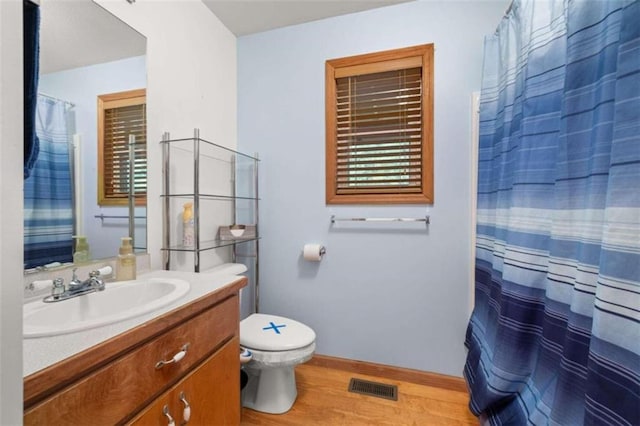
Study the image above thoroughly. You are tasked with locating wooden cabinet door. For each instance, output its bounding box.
[24,296,238,426]
[130,337,240,426]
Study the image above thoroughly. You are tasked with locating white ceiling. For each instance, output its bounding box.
[39,0,145,74]
[39,0,412,75]
[203,0,414,36]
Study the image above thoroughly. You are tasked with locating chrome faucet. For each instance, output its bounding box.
[67,268,83,290]
[44,269,107,303]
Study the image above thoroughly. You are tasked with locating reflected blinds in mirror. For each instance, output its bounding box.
[98,89,147,206]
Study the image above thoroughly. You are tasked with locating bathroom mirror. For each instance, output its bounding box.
[24,0,147,270]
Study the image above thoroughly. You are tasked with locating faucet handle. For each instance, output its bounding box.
[51,278,65,298]
[89,270,106,291]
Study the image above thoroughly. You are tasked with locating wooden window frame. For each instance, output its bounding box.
[325,44,434,204]
[97,88,146,206]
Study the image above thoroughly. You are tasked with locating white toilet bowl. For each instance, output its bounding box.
[240,313,316,414]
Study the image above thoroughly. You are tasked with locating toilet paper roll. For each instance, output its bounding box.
[303,244,325,262]
[27,280,53,292]
[97,265,113,276]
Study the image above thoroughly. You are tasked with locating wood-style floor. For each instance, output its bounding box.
[240,363,477,426]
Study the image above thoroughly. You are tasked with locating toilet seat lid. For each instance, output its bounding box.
[240,313,316,351]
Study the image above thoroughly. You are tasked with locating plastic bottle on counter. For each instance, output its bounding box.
[116,237,136,281]
[72,236,90,264]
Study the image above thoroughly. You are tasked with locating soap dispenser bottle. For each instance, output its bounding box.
[182,202,195,247]
[116,237,136,281]
[72,236,90,264]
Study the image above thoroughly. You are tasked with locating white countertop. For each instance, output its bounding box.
[23,269,244,377]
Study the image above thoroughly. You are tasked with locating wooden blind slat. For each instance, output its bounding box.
[337,123,421,135]
[337,160,422,168]
[336,85,422,98]
[336,94,421,109]
[337,132,421,143]
[336,186,422,195]
[337,179,422,187]
[337,157,422,167]
[337,113,422,126]
[337,106,421,121]
[336,128,421,139]
[336,144,422,154]
[337,168,422,177]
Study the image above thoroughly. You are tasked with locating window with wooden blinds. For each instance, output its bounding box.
[326,44,433,204]
[98,89,147,206]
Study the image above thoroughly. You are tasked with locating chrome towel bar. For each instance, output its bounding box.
[94,214,146,222]
[330,215,430,224]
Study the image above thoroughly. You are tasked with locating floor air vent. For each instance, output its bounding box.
[348,378,398,401]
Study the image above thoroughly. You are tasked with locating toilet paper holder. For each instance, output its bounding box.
[302,244,326,261]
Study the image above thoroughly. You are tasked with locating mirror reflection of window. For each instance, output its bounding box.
[98,89,147,207]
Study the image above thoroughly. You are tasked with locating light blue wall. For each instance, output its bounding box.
[39,56,146,260]
[238,1,506,376]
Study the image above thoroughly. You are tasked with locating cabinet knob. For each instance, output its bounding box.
[162,405,176,426]
[179,391,191,424]
[155,344,190,369]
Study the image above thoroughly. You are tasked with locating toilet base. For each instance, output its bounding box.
[241,365,298,414]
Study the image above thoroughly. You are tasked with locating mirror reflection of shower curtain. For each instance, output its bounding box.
[24,96,74,268]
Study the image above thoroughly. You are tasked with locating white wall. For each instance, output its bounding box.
[40,56,147,259]
[238,1,505,376]
[0,0,24,422]
[96,0,238,271]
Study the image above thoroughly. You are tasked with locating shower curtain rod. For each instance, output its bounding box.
[504,0,514,16]
[38,92,75,108]
[494,0,515,34]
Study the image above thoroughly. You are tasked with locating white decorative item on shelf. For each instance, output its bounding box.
[219,224,256,241]
[230,224,246,237]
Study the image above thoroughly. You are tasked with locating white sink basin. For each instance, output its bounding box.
[24,278,190,338]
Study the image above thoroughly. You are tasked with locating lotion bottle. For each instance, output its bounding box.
[72,236,90,264]
[116,237,136,281]
[182,202,194,247]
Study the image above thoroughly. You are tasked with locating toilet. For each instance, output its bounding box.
[240,313,316,414]
[200,263,316,413]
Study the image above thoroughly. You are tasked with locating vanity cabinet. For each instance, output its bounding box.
[24,278,245,425]
[130,337,239,425]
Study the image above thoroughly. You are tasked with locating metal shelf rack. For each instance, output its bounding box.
[160,128,260,312]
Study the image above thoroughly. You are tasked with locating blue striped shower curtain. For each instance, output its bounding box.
[24,97,74,268]
[464,0,639,424]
